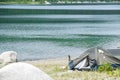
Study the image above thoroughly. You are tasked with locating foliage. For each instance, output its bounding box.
[113,68,120,77]
[98,63,120,77]
[0,0,120,4]
[98,63,114,72]
[107,68,120,77]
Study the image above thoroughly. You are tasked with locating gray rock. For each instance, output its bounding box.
[0,51,17,65]
[0,62,53,80]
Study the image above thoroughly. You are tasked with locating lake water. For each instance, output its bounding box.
[0,4,120,60]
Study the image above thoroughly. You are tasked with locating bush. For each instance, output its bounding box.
[98,63,120,77]
[113,68,120,77]
[98,63,113,72]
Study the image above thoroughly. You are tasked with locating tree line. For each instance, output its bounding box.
[0,0,120,4]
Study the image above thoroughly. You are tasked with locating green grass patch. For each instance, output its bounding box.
[26,60,120,80]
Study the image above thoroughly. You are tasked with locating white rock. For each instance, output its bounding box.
[0,62,53,80]
[0,51,17,65]
[98,49,104,54]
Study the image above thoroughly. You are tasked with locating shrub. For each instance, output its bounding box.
[98,63,120,77]
[98,63,113,72]
[113,68,120,77]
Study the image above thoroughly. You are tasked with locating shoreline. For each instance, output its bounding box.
[23,58,68,66]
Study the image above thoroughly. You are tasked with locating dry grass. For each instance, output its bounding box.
[25,58,120,80]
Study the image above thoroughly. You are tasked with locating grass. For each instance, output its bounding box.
[25,59,120,80]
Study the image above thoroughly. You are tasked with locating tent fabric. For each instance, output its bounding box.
[75,58,88,69]
[69,47,120,70]
[107,49,120,59]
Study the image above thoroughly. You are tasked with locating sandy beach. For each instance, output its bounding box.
[23,58,120,80]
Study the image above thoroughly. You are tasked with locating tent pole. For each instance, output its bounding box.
[68,55,71,62]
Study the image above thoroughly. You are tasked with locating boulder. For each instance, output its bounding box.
[0,51,17,65]
[0,62,53,80]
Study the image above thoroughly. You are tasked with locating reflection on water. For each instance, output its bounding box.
[0,4,120,60]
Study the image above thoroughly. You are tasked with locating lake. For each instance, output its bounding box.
[0,4,120,60]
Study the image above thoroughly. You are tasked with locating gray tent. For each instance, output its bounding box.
[69,47,120,70]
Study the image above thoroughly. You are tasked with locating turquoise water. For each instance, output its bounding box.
[0,4,120,60]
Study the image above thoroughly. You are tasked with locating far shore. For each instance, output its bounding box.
[0,2,120,5]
